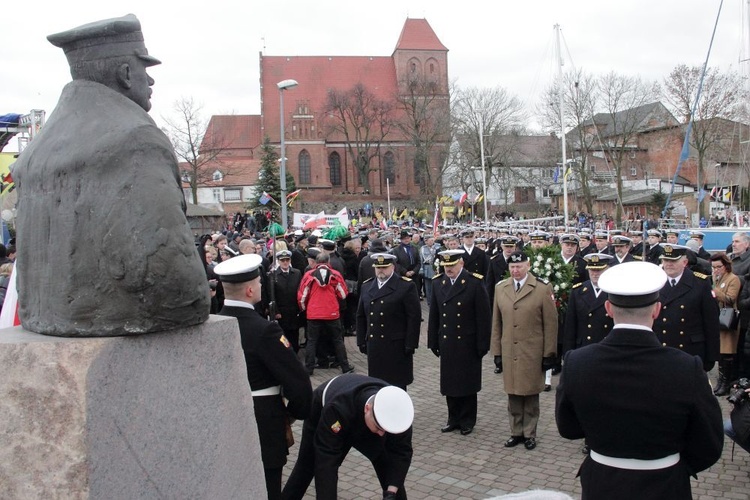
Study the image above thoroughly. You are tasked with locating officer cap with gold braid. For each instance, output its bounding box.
[371,253,397,267]
[437,249,464,266]
[658,243,688,260]
[583,253,614,270]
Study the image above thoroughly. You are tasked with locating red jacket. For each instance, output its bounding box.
[298,264,348,320]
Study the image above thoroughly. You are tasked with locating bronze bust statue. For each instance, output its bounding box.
[12,14,210,336]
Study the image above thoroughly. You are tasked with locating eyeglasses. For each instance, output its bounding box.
[711,265,724,270]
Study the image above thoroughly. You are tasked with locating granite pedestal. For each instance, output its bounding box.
[0,315,265,499]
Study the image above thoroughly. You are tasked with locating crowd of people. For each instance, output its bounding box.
[194,220,750,499]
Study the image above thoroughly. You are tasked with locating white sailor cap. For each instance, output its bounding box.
[689,230,705,239]
[276,250,293,259]
[584,253,614,269]
[371,253,397,267]
[598,262,667,308]
[214,254,263,283]
[372,386,414,434]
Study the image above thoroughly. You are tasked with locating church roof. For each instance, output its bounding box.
[393,18,448,52]
[201,115,262,153]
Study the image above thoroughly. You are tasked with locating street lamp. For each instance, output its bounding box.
[477,113,489,223]
[277,79,298,230]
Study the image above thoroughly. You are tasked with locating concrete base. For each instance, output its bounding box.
[0,315,265,499]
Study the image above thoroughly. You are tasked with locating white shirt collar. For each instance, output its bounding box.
[223,299,255,310]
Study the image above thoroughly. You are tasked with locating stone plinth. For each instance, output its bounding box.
[0,315,265,499]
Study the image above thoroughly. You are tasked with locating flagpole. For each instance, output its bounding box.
[387,179,392,223]
[556,24,569,230]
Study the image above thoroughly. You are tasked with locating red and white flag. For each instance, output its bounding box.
[302,211,326,230]
[0,266,20,329]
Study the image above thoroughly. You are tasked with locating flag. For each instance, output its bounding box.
[553,165,560,183]
[723,188,731,201]
[400,208,409,219]
[474,192,484,203]
[458,192,468,204]
[302,211,326,230]
[564,164,572,180]
[286,188,302,200]
[391,208,398,220]
[259,191,274,205]
[432,198,439,229]
[0,266,20,328]
[380,219,387,230]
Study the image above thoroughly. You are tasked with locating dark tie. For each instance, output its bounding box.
[594,287,599,295]
[405,245,413,264]
[670,279,676,287]
[516,282,521,292]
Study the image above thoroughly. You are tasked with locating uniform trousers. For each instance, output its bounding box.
[305,319,349,372]
[507,394,540,438]
[264,467,282,500]
[446,394,477,429]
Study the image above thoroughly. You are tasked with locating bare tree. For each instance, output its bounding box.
[323,83,394,193]
[395,73,452,202]
[538,69,599,214]
[450,86,527,210]
[161,97,233,205]
[593,73,660,226]
[663,64,746,218]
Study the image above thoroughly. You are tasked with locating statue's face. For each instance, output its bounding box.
[126,57,155,111]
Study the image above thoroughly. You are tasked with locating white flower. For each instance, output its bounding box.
[554,284,560,292]
[545,264,551,270]
[537,255,544,262]
[555,272,562,279]
[560,282,568,289]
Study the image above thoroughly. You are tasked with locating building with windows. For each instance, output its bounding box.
[185,18,450,213]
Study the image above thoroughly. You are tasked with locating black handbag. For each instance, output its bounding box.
[719,307,740,330]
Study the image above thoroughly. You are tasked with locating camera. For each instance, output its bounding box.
[727,377,750,405]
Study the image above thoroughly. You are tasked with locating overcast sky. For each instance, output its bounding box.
[2,0,747,152]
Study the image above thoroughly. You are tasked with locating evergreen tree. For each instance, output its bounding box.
[251,136,296,211]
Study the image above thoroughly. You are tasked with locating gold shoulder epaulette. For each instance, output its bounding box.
[632,255,644,261]
[572,282,583,289]
[433,273,443,280]
[490,254,500,260]
[472,272,484,280]
[536,276,549,285]
[401,276,412,282]
[363,277,374,283]
[693,271,709,280]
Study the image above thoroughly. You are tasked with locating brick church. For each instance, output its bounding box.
[195,18,450,212]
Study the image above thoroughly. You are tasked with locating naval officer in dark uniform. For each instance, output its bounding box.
[270,250,303,352]
[485,236,519,307]
[562,253,614,355]
[282,374,414,500]
[460,228,489,276]
[356,253,421,390]
[556,261,723,500]
[655,244,720,371]
[215,254,312,500]
[428,249,491,436]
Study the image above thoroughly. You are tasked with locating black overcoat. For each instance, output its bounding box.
[271,267,302,330]
[656,270,720,365]
[562,281,612,355]
[427,269,491,396]
[219,304,312,468]
[356,275,421,388]
[556,327,723,500]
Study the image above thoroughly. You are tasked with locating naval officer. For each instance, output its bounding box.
[356,253,421,390]
[556,261,723,499]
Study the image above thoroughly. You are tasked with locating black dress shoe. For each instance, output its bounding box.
[441,424,459,433]
[544,384,552,392]
[504,436,526,447]
[460,427,473,435]
[494,367,502,374]
[524,438,537,450]
[341,365,355,374]
[581,444,590,455]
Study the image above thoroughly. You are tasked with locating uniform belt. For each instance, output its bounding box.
[322,375,342,405]
[590,450,680,470]
[252,385,281,397]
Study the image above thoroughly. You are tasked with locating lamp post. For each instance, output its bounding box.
[477,113,489,223]
[277,79,298,230]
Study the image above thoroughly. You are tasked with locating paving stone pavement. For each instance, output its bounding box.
[283,301,750,499]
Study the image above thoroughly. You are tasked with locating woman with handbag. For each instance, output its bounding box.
[710,253,742,396]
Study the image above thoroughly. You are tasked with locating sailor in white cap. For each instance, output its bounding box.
[214,254,312,499]
[556,262,723,500]
[283,374,414,500]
